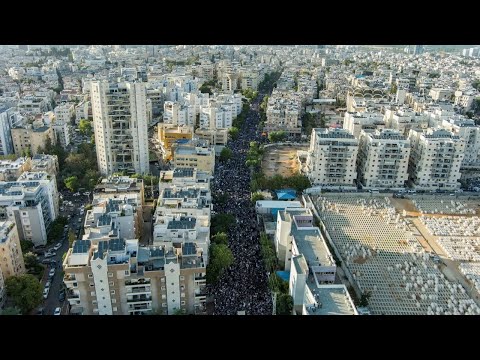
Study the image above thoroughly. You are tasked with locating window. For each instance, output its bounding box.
[181,301,186,305]
[111,299,116,304]
[90,291,96,297]
[88,274,93,278]
[109,282,114,286]
[125,270,130,276]
[92,300,97,304]
[180,276,185,281]
[110,290,116,295]
[108,273,113,277]
[89,283,94,287]
[112,307,118,312]
[162,303,167,308]
[161,286,166,290]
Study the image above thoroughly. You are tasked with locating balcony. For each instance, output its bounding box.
[126,286,151,294]
[127,295,152,303]
[127,303,152,312]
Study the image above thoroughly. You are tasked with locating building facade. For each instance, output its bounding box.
[91,80,149,175]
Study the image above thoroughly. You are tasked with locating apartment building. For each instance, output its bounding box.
[157,124,193,161]
[0,107,15,155]
[199,103,234,129]
[440,118,480,166]
[75,100,90,123]
[240,70,259,90]
[305,128,358,188]
[195,128,228,146]
[163,101,195,127]
[11,123,56,156]
[265,90,302,136]
[343,111,385,138]
[91,80,149,176]
[408,129,465,190]
[30,154,59,177]
[172,140,215,175]
[93,175,144,207]
[0,221,25,279]
[159,167,211,193]
[357,129,411,189]
[0,157,31,181]
[153,183,211,263]
[0,171,58,246]
[62,239,207,315]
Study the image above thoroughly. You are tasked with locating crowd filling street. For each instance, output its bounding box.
[209,92,273,315]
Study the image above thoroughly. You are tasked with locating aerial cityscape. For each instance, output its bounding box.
[1,44,480,316]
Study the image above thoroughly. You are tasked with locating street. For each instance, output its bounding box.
[36,191,89,315]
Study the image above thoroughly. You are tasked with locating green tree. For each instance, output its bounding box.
[210,213,235,234]
[0,307,22,315]
[228,127,239,140]
[276,294,293,315]
[212,232,228,245]
[251,192,265,203]
[5,274,43,314]
[206,244,234,284]
[359,291,372,307]
[268,131,288,143]
[390,83,398,94]
[23,252,38,269]
[68,230,76,247]
[219,147,233,162]
[78,119,92,136]
[64,175,79,192]
[20,240,33,253]
[466,111,474,119]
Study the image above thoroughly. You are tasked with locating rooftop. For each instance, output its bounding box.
[305,284,357,315]
[291,222,335,268]
[167,217,196,230]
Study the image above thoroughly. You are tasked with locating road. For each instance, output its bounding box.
[36,192,89,315]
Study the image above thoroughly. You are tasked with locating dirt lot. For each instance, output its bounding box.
[261,145,309,177]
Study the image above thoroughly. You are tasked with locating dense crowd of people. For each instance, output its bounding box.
[209,92,273,315]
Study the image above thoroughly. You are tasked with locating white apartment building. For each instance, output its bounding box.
[0,107,15,155]
[153,184,211,264]
[357,129,411,189]
[62,238,207,315]
[75,100,90,123]
[343,111,385,138]
[408,129,465,190]
[163,101,195,127]
[0,171,58,246]
[54,103,74,124]
[265,91,302,136]
[172,141,215,175]
[305,128,358,188]
[440,118,480,166]
[429,88,454,102]
[91,80,149,176]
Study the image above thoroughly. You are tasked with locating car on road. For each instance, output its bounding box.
[41,259,52,265]
[54,307,61,315]
[43,287,50,299]
[49,268,56,278]
[58,290,66,302]
[83,191,90,196]
[36,307,45,315]
[44,251,56,258]
[53,242,62,251]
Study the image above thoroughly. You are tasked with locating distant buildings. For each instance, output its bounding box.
[91,80,149,176]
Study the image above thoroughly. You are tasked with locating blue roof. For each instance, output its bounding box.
[276,271,290,282]
[275,189,296,200]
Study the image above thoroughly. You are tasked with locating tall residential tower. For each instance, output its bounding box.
[91,80,149,175]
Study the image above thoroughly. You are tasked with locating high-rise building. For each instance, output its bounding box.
[91,80,149,175]
[357,129,411,189]
[305,128,359,188]
[408,129,465,190]
[413,45,424,55]
[0,107,15,156]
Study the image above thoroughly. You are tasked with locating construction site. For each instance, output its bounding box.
[312,193,480,315]
[261,145,308,178]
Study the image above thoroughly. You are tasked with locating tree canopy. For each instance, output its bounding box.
[268,131,287,143]
[219,147,233,162]
[206,243,234,284]
[5,274,43,314]
[78,119,92,136]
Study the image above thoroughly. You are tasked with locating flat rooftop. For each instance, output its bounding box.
[306,284,357,315]
[291,223,335,267]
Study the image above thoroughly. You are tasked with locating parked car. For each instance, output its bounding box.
[41,259,52,265]
[36,307,45,315]
[49,268,56,278]
[53,307,61,315]
[53,243,62,251]
[58,291,66,302]
[44,252,56,258]
[43,287,50,299]
[83,192,90,196]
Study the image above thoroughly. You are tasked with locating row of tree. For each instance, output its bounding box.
[207,214,236,284]
[268,130,287,143]
[245,141,264,168]
[251,172,311,193]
